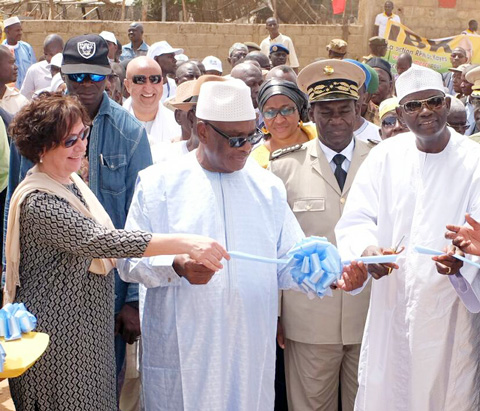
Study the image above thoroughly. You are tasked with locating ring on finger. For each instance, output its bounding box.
[446,267,452,275]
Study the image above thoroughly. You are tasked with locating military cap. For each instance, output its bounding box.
[297,59,366,103]
[344,59,379,94]
[270,44,289,55]
[326,39,348,55]
[244,41,261,51]
[366,57,393,80]
[369,36,388,47]
[466,65,480,97]
[449,63,470,74]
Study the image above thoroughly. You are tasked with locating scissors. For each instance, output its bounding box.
[386,235,405,275]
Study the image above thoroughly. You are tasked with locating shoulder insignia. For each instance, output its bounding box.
[270,143,305,161]
[367,138,380,146]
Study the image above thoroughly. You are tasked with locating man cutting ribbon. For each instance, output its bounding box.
[118,78,367,411]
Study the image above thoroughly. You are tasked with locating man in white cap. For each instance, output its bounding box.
[336,64,480,410]
[100,30,118,62]
[118,78,368,410]
[20,34,63,99]
[2,16,36,89]
[123,56,180,159]
[147,41,184,102]
[202,55,223,76]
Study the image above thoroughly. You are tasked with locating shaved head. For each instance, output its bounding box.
[126,56,161,77]
[230,63,263,108]
[43,34,64,63]
[129,22,144,33]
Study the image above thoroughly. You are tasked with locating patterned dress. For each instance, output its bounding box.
[9,186,151,411]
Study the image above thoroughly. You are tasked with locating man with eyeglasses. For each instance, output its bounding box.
[446,96,469,135]
[118,78,368,410]
[123,56,180,160]
[378,97,409,139]
[4,34,152,403]
[336,64,480,411]
[269,59,374,411]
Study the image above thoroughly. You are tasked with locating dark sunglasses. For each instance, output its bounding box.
[263,106,297,120]
[64,126,90,148]
[67,73,106,83]
[206,122,263,148]
[401,95,445,114]
[131,74,163,85]
[381,116,407,127]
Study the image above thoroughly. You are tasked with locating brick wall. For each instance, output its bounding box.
[21,20,366,72]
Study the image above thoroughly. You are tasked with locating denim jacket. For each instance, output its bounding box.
[4,93,152,313]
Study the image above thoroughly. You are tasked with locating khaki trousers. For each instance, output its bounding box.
[284,339,360,411]
[119,341,141,411]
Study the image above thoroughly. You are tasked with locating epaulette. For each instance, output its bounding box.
[367,138,380,146]
[270,143,306,161]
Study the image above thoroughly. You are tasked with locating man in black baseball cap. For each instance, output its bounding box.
[6,34,152,404]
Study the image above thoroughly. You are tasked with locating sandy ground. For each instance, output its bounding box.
[0,380,14,411]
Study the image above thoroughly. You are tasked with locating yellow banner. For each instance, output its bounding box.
[385,21,480,74]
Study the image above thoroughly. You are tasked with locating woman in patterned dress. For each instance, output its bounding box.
[6,93,228,411]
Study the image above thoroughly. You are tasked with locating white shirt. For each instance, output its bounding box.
[354,118,381,143]
[20,60,51,100]
[161,77,177,102]
[318,137,354,174]
[336,131,480,411]
[260,33,299,68]
[118,154,304,410]
[374,13,401,37]
[0,86,29,115]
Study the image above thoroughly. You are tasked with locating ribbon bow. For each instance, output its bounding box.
[288,236,343,298]
[0,303,37,341]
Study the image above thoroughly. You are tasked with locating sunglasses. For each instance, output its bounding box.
[263,106,297,120]
[64,126,90,148]
[206,122,263,148]
[67,73,106,83]
[401,95,445,114]
[381,116,407,127]
[131,74,163,85]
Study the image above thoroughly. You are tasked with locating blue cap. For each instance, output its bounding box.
[270,43,289,55]
[344,59,371,90]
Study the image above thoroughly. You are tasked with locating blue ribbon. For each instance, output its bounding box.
[0,303,37,341]
[415,245,480,269]
[0,343,5,372]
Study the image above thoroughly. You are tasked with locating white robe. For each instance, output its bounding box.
[335,131,480,411]
[118,153,304,411]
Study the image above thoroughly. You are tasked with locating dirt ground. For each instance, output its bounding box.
[0,380,14,411]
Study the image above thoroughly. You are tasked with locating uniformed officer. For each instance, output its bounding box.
[269,59,374,411]
[326,39,348,60]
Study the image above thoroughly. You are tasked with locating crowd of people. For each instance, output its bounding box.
[1,1,480,410]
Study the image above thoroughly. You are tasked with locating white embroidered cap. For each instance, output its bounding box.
[3,16,20,28]
[99,31,117,45]
[196,79,256,122]
[147,41,184,58]
[202,56,223,73]
[396,64,445,102]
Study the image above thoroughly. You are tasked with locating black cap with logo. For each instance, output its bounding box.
[61,34,112,75]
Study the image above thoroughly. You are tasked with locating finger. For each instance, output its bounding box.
[432,254,457,264]
[445,224,460,234]
[466,213,480,229]
[201,259,222,272]
[216,244,230,260]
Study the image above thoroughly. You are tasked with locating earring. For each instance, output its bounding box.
[39,157,43,163]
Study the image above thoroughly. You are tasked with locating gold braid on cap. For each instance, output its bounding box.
[307,79,359,102]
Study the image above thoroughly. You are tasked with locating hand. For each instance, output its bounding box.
[276,318,285,349]
[184,235,230,272]
[173,254,216,285]
[432,245,463,275]
[445,214,480,256]
[362,245,400,280]
[114,302,141,344]
[337,261,368,291]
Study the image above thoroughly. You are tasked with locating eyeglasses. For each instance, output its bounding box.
[263,106,297,120]
[131,74,163,85]
[67,73,107,83]
[381,116,407,127]
[401,95,446,114]
[205,122,263,148]
[64,126,90,148]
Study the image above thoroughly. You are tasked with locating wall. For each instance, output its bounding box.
[21,20,366,71]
